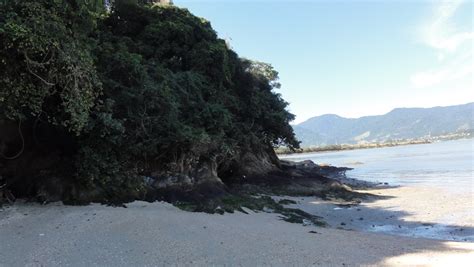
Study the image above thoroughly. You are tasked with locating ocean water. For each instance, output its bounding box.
[280,139,474,192]
[281,139,474,241]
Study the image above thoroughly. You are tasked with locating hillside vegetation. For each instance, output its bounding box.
[294,103,474,146]
[0,0,299,203]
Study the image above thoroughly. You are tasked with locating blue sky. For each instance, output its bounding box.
[174,0,473,123]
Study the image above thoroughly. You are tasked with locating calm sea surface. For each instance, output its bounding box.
[281,139,474,192]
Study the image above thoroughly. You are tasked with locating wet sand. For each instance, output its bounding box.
[1,194,473,266]
[282,185,474,242]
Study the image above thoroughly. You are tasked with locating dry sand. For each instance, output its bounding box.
[1,186,473,267]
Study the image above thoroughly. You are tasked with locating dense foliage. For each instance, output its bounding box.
[0,0,101,133]
[0,0,298,201]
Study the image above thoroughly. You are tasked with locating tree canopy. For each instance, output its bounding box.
[0,0,299,202]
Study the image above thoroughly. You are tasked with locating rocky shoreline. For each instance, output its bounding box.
[2,159,473,266]
[146,159,374,221]
[11,157,463,242]
[2,159,374,228]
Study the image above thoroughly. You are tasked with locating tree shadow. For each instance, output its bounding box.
[285,192,474,242]
[0,198,472,266]
[277,188,474,265]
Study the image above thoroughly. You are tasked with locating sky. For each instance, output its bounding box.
[173,0,473,124]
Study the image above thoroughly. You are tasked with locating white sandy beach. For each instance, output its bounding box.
[1,185,473,267]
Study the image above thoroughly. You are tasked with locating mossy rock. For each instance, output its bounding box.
[173,192,326,227]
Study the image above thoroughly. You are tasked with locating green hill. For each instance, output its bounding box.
[295,103,474,146]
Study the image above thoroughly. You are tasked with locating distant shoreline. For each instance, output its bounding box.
[276,135,473,155]
[276,139,431,155]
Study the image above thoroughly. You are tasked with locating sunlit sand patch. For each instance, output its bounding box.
[287,184,474,241]
[359,186,473,224]
[379,241,474,267]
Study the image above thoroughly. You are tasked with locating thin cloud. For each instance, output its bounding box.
[411,60,471,88]
[411,49,472,88]
[411,0,472,89]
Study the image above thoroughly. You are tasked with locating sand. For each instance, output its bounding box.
[1,186,473,267]
[283,185,474,242]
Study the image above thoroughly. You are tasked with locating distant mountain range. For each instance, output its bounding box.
[294,102,474,146]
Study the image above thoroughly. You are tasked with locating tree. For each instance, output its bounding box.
[0,0,299,203]
[0,0,101,133]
